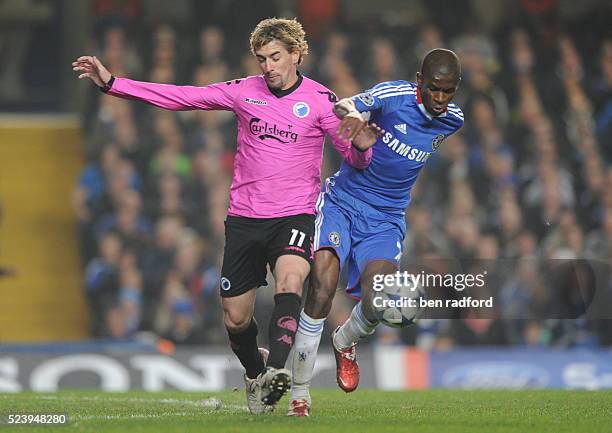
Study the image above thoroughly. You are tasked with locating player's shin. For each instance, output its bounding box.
[290,310,325,400]
[333,301,378,349]
[267,293,301,368]
[227,318,265,379]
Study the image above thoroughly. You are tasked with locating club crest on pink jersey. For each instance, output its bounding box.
[293,102,310,118]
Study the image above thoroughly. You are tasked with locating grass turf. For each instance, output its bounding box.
[1,389,611,433]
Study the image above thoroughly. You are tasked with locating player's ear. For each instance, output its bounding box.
[416,72,423,86]
[291,49,300,65]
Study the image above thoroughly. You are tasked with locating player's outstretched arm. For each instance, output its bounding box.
[71,55,236,112]
[72,56,112,88]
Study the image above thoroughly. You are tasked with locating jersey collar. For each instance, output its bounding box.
[416,87,447,120]
[268,72,303,98]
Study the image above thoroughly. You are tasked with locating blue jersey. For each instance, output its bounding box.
[329,80,464,214]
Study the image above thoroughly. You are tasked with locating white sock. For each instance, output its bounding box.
[290,309,325,402]
[333,302,377,349]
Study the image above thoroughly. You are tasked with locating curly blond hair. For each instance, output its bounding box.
[249,18,309,64]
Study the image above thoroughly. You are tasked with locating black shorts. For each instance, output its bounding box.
[219,213,315,297]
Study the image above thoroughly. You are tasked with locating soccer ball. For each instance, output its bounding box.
[370,279,426,328]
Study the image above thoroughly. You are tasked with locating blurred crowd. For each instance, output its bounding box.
[74,0,612,349]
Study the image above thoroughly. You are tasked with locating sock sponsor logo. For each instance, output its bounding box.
[277,316,298,332]
[277,334,293,346]
[298,351,307,361]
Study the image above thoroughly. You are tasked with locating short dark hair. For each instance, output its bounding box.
[421,48,461,80]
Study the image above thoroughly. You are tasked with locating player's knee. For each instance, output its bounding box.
[223,310,251,333]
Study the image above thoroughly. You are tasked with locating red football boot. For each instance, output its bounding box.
[331,327,359,392]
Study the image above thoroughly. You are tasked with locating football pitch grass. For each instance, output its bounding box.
[1,389,611,433]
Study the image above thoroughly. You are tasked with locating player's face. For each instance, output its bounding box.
[417,72,459,116]
[255,40,300,90]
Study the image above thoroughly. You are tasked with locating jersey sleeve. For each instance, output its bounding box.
[318,91,372,170]
[106,77,244,111]
[446,103,465,133]
[352,81,416,116]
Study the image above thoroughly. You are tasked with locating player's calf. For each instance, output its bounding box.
[303,249,340,319]
[226,317,266,381]
[267,255,308,370]
[266,292,301,369]
[289,249,340,414]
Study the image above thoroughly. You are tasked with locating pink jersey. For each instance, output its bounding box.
[107,74,372,218]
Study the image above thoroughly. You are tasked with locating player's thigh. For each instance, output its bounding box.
[220,216,268,299]
[353,227,403,275]
[267,213,315,294]
[306,194,352,315]
[347,225,403,300]
[221,288,258,332]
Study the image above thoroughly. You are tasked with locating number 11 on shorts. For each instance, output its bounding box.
[289,229,306,247]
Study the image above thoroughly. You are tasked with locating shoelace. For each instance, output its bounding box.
[340,347,356,362]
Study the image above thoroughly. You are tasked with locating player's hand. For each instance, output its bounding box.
[334,98,367,141]
[72,56,112,88]
[352,122,384,151]
[337,116,367,142]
